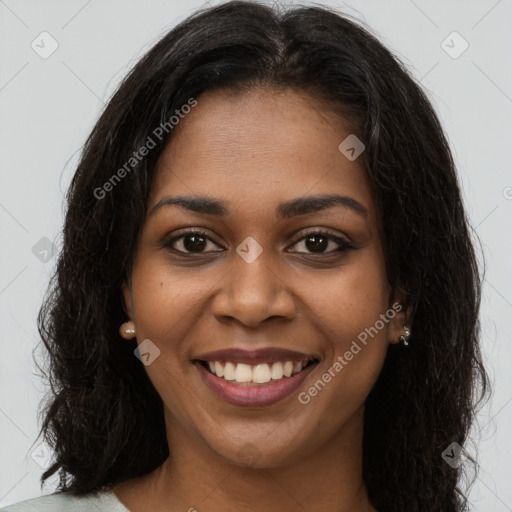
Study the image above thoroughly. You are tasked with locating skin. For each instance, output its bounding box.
[114,87,411,512]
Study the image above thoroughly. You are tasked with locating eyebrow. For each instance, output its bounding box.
[149,193,368,219]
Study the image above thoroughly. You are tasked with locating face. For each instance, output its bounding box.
[122,87,408,468]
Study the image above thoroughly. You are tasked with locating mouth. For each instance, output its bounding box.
[192,348,320,407]
[196,357,319,386]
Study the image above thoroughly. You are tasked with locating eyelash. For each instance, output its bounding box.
[164,228,353,256]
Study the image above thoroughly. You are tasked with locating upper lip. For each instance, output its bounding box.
[194,348,318,365]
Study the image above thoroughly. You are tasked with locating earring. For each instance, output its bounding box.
[120,321,136,339]
[399,325,411,346]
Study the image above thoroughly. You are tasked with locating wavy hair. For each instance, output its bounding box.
[35,2,489,511]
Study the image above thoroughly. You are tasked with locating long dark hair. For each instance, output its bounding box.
[35,2,489,511]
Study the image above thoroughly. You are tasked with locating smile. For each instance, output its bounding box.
[199,358,317,385]
[193,347,320,407]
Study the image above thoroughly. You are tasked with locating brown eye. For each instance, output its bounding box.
[289,230,352,255]
[181,233,208,252]
[304,234,329,253]
[165,231,223,254]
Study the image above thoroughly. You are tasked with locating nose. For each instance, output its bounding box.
[210,253,296,328]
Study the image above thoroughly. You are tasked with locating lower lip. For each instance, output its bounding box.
[195,361,318,407]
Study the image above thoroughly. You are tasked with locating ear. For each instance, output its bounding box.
[387,292,413,345]
[121,281,134,321]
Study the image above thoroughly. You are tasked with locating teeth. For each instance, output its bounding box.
[223,362,236,381]
[214,361,224,377]
[270,362,284,379]
[203,359,314,383]
[253,363,271,383]
[283,361,294,377]
[234,363,252,383]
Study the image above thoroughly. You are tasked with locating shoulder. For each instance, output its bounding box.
[1,489,129,512]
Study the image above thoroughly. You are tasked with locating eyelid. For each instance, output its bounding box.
[164,228,224,251]
[164,227,353,255]
[286,228,353,253]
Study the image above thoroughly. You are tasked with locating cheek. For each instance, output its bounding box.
[128,263,208,417]
[130,259,209,336]
[308,250,390,386]
[311,250,389,331]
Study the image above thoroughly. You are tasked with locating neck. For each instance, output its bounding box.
[119,406,377,512]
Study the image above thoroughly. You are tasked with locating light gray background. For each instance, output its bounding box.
[1,0,511,509]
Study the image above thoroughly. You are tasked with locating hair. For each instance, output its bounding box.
[34,1,489,511]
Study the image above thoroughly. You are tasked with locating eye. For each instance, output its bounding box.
[164,230,224,254]
[287,230,353,255]
[164,229,353,256]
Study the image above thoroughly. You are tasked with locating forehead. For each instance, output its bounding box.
[149,87,376,225]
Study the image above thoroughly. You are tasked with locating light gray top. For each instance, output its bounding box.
[1,489,130,512]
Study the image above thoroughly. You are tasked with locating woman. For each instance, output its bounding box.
[3,1,489,511]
